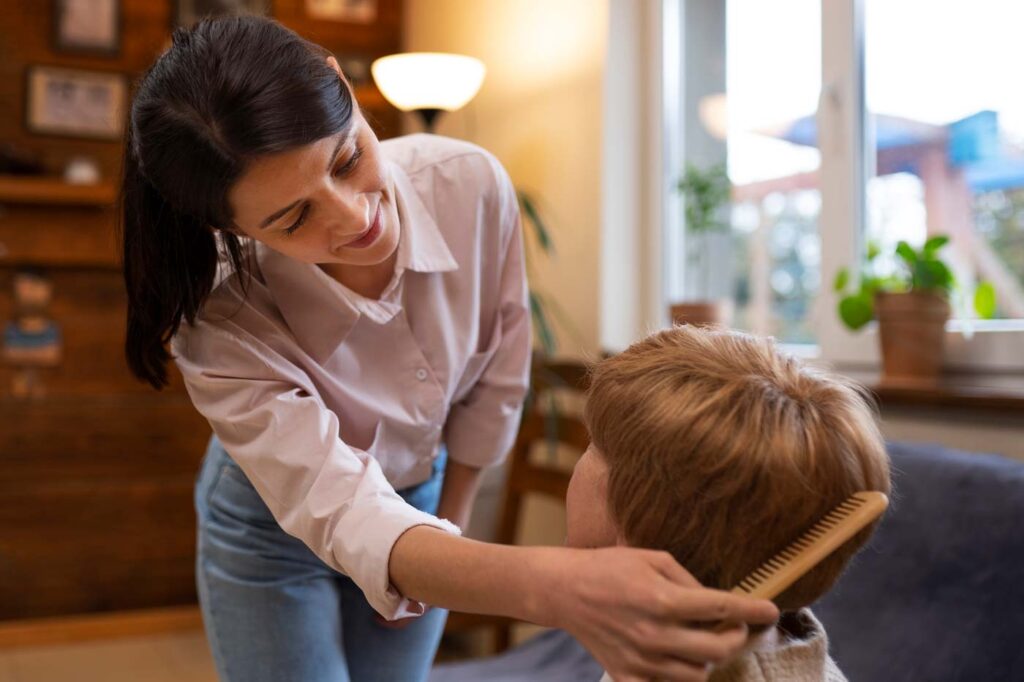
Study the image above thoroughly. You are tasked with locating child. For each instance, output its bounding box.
[567,325,891,681]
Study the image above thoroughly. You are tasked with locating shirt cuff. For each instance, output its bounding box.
[342,496,462,621]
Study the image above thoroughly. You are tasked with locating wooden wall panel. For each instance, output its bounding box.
[0,473,199,619]
[0,269,190,395]
[0,206,118,268]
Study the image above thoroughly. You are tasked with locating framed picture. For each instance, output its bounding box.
[174,0,271,28]
[53,0,121,55]
[335,54,373,88]
[25,66,127,140]
[305,0,377,23]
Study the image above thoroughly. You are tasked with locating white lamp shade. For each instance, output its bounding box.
[371,53,486,112]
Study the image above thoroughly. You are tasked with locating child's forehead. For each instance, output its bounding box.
[576,444,608,474]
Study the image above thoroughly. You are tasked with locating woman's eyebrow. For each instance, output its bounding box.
[325,130,350,172]
[258,130,353,229]
[259,199,302,229]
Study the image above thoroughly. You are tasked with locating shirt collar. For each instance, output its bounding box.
[389,160,459,275]
[256,160,458,363]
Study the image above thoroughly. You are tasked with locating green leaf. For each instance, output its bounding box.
[866,240,881,261]
[923,235,950,255]
[530,291,557,355]
[974,281,997,319]
[833,268,850,293]
[917,259,954,292]
[677,162,731,235]
[519,191,553,254]
[838,293,874,330]
[895,241,918,268]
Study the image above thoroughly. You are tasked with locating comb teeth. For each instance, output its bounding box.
[730,491,889,600]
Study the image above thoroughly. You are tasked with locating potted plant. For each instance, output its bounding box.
[834,235,997,385]
[671,162,732,327]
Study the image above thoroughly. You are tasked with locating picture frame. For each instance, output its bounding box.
[174,0,272,29]
[52,0,121,55]
[25,66,128,141]
[335,54,374,89]
[305,0,377,23]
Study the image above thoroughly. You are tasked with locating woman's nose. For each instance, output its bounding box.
[323,190,370,245]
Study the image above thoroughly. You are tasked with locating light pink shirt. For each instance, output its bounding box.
[172,134,531,619]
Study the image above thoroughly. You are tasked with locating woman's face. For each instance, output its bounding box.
[227,75,399,269]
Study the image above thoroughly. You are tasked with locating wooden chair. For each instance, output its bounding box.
[443,356,592,653]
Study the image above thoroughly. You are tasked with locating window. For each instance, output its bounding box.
[726,0,822,344]
[865,0,1024,321]
[665,0,1023,367]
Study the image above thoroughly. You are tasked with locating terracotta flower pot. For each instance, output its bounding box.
[669,301,732,328]
[875,291,951,386]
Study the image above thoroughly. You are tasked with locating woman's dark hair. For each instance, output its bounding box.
[120,15,354,388]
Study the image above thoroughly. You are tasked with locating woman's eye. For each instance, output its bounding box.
[333,147,363,177]
[284,205,310,236]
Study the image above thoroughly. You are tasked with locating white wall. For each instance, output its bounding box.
[404,0,609,359]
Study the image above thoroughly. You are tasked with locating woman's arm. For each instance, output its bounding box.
[390,526,779,682]
[436,459,484,530]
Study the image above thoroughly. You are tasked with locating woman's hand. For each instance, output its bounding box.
[539,547,778,682]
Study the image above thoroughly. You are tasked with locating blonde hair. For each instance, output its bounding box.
[584,325,891,610]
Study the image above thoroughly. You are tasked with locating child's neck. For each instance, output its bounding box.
[748,610,811,653]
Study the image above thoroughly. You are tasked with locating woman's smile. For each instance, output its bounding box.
[341,203,383,250]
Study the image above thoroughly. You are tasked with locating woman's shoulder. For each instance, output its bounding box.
[382,134,510,192]
[172,250,286,360]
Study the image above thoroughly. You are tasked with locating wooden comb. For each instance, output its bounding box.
[731,491,889,600]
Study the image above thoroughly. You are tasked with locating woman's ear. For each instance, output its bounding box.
[325,56,355,96]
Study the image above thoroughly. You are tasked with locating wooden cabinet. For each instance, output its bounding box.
[0,266,212,620]
[0,395,209,619]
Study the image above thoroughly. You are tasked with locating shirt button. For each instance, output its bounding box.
[415,368,428,381]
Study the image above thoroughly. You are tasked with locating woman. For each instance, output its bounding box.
[120,16,777,682]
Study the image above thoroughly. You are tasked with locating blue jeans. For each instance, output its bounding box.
[195,436,449,682]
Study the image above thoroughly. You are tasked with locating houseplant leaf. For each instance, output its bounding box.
[519,191,553,254]
[530,291,557,356]
[833,268,850,293]
[895,241,918,270]
[923,235,950,255]
[838,292,874,330]
[918,259,954,293]
[974,281,997,319]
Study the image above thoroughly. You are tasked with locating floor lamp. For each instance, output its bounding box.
[371,52,486,134]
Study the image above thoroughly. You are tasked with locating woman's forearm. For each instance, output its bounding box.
[389,527,782,680]
[436,459,484,529]
[389,525,550,624]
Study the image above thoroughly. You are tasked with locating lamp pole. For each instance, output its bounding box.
[414,108,443,134]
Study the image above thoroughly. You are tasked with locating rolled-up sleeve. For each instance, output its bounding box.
[173,324,460,620]
[443,160,532,469]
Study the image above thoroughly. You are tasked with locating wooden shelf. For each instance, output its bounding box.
[0,176,116,207]
[844,369,1024,414]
